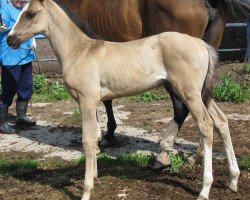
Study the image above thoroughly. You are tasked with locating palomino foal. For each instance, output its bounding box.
[7,0,240,200]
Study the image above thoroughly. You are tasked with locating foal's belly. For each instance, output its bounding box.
[100,67,167,101]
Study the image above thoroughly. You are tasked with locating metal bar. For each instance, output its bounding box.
[218,48,247,52]
[225,23,247,28]
[34,58,57,62]
[247,20,250,63]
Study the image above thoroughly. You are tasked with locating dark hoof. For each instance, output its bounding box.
[99,138,116,147]
[16,118,36,126]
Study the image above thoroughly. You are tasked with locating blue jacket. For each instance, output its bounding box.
[0,0,7,8]
[0,3,36,67]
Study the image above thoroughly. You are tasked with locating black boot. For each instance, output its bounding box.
[16,101,36,126]
[0,107,16,134]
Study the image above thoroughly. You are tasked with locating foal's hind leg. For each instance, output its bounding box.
[182,94,214,200]
[100,100,117,147]
[207,100,240,192]
[154,85,189,169]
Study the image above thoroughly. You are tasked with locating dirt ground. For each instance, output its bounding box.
[0,34,250,200]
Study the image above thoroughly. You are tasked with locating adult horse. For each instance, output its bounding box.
[56,0,249,169]
[7,1,240,199]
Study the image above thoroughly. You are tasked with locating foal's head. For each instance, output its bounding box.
[7,0,49,48]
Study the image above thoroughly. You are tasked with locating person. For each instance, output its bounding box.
[0,0,36,134]
[0,0,7,8]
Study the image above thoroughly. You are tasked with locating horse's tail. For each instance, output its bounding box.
[202,43,218,106]
[221,0,250,18]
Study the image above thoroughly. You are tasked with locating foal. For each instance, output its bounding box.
[7,0,240,200]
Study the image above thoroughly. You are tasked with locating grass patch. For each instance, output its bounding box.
[78,153,155,169]
[242,64,250,74]
[167,153,188,174]
[124,91,168,102]
[32,74,71,102]
[213,73,250,103]
[240,156,250,170]
[0,159,39,173]
[0,153,155,174]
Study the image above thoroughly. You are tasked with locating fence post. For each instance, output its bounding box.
[247,19,250,63]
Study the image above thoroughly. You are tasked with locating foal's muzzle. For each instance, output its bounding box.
[7,34,22,49]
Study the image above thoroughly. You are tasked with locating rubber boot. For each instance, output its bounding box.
[0,107,16,134]
[16,101,36,126]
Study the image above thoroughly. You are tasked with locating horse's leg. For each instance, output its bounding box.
[154,84,189,169]
[78,97,99,200]
[207,100,240,192]
[100,100,117,147]
[182,93,214,200]
[203,1,228,50]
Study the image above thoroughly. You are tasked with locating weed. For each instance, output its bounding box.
[47,81,71,101]
[124,91,168,102]
[213,73,249,103]
[168,153,187,174]
[77,153,154,168]
[240,156,250,170]
[0,159,39,173]
[242,64,250,74]
[33,74,48,94]
[32,74,71,102]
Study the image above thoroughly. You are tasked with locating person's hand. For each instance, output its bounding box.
[32,38,36,49]
[0,24,7,32]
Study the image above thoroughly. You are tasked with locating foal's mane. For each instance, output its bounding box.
[53,0,102,40]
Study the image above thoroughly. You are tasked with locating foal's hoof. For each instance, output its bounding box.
[153,154,171,169]
[197,195,208,200]
[228,183,238,193]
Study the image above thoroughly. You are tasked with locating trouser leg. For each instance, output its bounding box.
[16,63,36,126]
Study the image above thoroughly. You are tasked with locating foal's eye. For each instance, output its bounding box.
[26,12,36,19]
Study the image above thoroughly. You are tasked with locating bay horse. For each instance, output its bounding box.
[8,0,240,199]
[54,0,250,169]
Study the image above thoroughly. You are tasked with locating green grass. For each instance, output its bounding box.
[242,64,250,74]
[167,153,187,174]
[0,159,39,173]
[213,73,250,103]
[32,74,71,102]
[124,91,168,102]
[240,156,250,170]
[0,153,155,174]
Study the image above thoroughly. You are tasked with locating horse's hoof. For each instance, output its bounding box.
[153,157,171,169]
[197,195,208,200]
[153,160,166,169]
[99,138,109,147]
[99,137,116,147]
[228,183,238,193]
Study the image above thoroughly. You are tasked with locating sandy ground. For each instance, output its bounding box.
[0,101,249,161]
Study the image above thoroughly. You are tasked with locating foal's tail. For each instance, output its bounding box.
[202,43,218,106]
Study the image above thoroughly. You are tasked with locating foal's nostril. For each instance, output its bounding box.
[7,36,11,45]
[7,34,19,48]
[7,35,14,46]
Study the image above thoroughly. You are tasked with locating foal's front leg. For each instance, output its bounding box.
[79,97,99,200]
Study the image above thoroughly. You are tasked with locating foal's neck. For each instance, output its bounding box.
[46,0,92,68]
